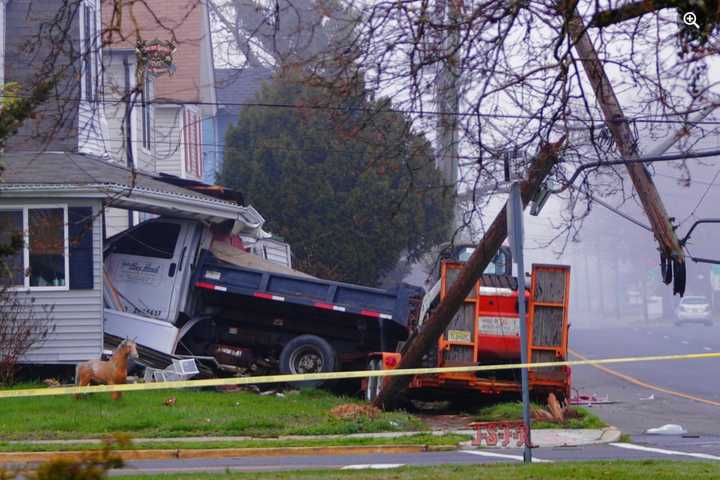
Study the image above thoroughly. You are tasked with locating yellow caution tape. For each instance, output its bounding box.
[1,352,718,399]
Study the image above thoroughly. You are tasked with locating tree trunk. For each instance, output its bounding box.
[373,138,566,410]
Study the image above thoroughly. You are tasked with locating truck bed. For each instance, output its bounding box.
[193,250,421,329]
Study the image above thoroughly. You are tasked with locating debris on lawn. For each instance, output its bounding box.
[43,378,61,388]
[569,390,614,406]
[531,393,581,423]
[330,403,381,421]
[164,396,176,407]
[143,359,199,382]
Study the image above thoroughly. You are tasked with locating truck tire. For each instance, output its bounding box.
[365,359,382,402]
[279,335,337,389]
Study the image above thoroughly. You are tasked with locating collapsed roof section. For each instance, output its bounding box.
[0,152,265,235]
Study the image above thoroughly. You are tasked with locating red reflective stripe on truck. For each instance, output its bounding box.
[360,310,392,320]
[254,293,286,302]
[314,303,347,312]
[195,282,227,292]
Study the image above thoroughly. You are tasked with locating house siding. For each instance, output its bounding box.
[102,51,156,172]
[154,106,185,178]
[77,0,109,157]
[4,0,83,153]
[0,198,105,364]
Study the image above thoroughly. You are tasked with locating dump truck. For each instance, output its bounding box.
[103,216,421,380]
[363,244,571,402]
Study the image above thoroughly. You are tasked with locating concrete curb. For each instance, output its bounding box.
[0,444,458,464]
[458,427,623,450]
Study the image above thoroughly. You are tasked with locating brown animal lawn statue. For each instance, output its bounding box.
[75,339,139,400]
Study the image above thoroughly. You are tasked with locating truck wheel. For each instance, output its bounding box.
[365,359,382,402]
[279,335,337,389]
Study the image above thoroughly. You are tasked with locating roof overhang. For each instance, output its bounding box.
[0,183,265,230]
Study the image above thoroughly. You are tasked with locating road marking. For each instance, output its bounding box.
[681,340,689,345]
[610,442,720,461]
[705,347,713,351]
[341,464,405,470]
[663,336,670,339]
[461,450,552,463]
[570,349,720,408]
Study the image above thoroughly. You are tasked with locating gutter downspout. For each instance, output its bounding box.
[123,55,135,227]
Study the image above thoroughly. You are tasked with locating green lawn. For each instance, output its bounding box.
[474,402,608,429]
[0,433,469,452]
[0,387,422,440]
[117,461,720,479]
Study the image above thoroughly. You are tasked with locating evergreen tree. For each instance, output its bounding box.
[221,73,453,286]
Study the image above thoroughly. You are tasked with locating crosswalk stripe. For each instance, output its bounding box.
[341,464,405,470]
[610,442,720,460]
[461,450,553,463]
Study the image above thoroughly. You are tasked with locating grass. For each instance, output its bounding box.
[473,402,608,429]
[116,461,720,479]
[0,386,423,440]
[0,434,469,453]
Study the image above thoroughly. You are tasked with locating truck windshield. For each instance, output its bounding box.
[456,247,507,275]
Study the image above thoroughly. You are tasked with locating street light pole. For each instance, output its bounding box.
[508,181,532,463]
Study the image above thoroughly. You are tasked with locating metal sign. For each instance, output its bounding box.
[136,39,176,77]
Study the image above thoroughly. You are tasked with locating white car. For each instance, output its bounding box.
[674,296,713,326]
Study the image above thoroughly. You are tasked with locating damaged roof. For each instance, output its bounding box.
[0,151,264,227]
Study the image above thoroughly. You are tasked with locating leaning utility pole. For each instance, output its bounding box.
[564,9,684,265]
[373,137,566,410]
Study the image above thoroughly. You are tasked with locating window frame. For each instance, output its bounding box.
[81,2,98,103]
[0,204,70,292]
[183,108,203,178]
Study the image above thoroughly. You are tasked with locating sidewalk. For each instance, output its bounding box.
[3,427,622,449]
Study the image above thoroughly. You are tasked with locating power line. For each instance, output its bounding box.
[678,167,720,226]
[3,92,720,125]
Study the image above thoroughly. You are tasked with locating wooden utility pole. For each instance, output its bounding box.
[564,9,684,263]
[373,137,566,409]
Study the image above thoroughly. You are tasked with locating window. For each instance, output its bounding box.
[0,206,70,290]
[112,222,181,259]
[29,208,66,287]
[82,4,97,102]
[183,109,203,178]
[140,74,153,150]
[0,210,23,286]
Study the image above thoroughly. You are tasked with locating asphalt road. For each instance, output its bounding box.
[114,436,720,476]
[569,321,720,435]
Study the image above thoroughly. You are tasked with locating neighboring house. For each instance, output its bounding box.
[102,0,217,183]
[212,67,272,182]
